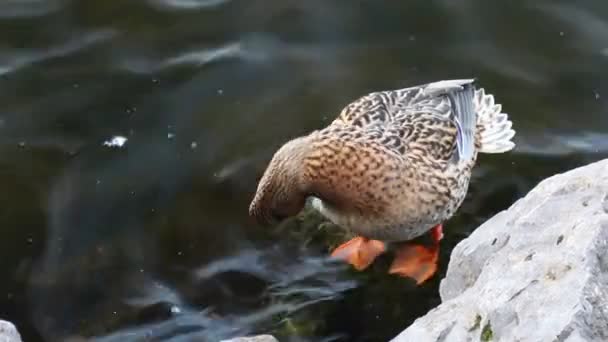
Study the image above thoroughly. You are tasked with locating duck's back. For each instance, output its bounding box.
[330,82,463,171]
[311,79,515,241]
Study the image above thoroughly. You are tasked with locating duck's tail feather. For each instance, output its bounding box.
[448,82,476,161]
[474,88,516,154]
[423,79,478,161]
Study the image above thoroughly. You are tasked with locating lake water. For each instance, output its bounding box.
[1,1,607,341]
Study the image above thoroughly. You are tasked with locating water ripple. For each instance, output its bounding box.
[116,33,324,74]
[534,2,608,54]
[0,0,64,19]
[0,30,116,76]
[515,131,608,156]
[146,0,231,11]
[117,42,243,74]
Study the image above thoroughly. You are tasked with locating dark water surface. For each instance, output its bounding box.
[1,1,608,341]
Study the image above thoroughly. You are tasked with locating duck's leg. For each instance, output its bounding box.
[388,224,443,285]
[330,236,386,271]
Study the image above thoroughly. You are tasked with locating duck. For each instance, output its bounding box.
[249,79,515,285]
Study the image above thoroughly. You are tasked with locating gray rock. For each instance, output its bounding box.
[220,335,279,342]
[393,158,608,342]
[0,320,22,342]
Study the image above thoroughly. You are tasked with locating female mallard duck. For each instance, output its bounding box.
[249,79,515,284]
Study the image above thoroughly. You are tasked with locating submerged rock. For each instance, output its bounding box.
[0,320,22,342]
[393,158,608,342]
[220,335,278,342]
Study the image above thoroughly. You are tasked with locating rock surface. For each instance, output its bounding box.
[393,159,608,342]
[220,335,279,342]
[0,321,22,342]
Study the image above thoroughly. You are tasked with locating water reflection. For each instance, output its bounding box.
[0,0,606,341]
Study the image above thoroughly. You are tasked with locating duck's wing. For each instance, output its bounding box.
[332,79,477,162]
[334,79,473,126]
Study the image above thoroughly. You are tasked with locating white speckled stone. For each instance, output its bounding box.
[393,158,608,342]
[220,335,279,342]
[0,320,22,342]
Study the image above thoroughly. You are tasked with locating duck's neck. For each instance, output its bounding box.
[299,136,359,212]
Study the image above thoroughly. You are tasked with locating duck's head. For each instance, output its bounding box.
[249,136,311,225]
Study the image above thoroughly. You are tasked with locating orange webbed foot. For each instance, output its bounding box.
[331,236,386,271]
[388,224,443,285]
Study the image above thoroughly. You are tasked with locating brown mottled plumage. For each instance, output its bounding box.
[249,79,515,283]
